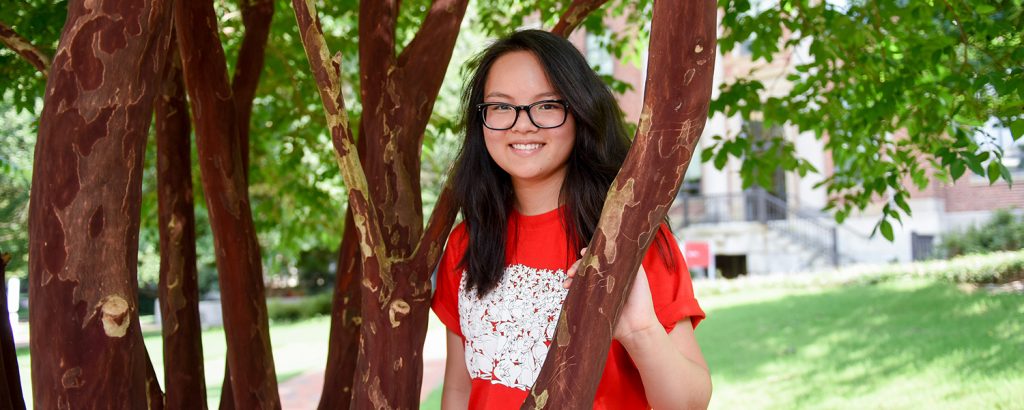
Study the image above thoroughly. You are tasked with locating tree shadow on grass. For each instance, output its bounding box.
[696,280,1024,408]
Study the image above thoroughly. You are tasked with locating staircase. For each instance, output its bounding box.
[670,188,862,274]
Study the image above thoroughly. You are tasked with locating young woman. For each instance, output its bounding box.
[432,29,711,409]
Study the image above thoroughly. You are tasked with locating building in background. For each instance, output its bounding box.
[580,14,1024,278]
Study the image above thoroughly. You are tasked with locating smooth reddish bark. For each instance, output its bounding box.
[26,0,174,406]
[218,1,276,405]
[174,0,280,406]
[156,30,208,409]
[231,0,274,180]
[523,1,718,408]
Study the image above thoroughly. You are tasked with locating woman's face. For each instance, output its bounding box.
[482,51,576,189]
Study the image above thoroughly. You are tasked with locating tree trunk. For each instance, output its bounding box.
[0,254,26,409]
[26,0,174,406]
[174,0,280,406]
[218,1,275,405]
[523,1,718,408]
[318,208,362,410]
[156,28,208,409]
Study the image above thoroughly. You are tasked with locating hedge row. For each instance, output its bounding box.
[696,250,1024,296]
[266,292,333,323]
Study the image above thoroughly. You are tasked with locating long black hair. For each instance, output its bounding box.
[450,29,635,297]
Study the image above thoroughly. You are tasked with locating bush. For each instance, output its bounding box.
[266,292,333,323]
[696,250,1024,296]
[939,209,1024,258]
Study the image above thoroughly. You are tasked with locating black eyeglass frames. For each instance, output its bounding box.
[476,99,570,130]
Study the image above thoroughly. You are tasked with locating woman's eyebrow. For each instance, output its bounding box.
[484,91,513,100]
[483,91,561,100]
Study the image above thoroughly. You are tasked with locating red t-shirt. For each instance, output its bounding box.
[432,207,705,409]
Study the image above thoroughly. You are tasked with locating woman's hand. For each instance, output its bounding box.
[563,247,660,342]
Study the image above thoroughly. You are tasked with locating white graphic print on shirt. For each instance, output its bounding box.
[458,264,569,390]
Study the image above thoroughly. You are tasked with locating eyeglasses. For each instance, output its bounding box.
[477,99,570,130]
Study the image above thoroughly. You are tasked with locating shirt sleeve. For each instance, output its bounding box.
[431,224,466,338]
[641,224,705,332]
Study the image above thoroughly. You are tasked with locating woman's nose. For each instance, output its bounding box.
[510,109,539,134]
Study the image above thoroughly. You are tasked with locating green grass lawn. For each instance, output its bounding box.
[697,278,1024,409]
[16,316,333,409]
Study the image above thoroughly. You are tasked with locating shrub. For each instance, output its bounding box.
[266,292,333,323]
[938,209,1024,258]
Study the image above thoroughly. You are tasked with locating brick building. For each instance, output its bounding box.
[578,16,1023,277]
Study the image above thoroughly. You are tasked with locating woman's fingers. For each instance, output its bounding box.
[564,248,588,289]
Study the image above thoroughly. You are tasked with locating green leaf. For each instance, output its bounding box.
[950,159,966,180]
[965,154,986,176]
[999,163,1014,186]
[975,4,997,14]
[1011,119,1024,141]
[701,146,715,163]
[894,193,912,216]
[714,149,729,169]
[880,220,895,242]
[988,161,1001,184]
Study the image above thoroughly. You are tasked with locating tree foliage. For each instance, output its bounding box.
[709,0,1024,239]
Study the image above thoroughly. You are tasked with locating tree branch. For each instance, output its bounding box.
[411,183,456,281]
[395,0,469,144]
[359,0,399,114]
[551,0,609,38]
[292,0,391,276]
[231,0,275,181]
[0,21,51,76]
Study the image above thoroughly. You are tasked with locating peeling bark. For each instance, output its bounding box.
[26,0,174,406]
[156,29,207,409]
[0,21,51,76]
[551,0,609,38]
[0,254,26,409]
[174,0,280,406]
[523,1,718,408]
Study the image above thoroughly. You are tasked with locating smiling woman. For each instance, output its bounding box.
[433,29,711,409]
